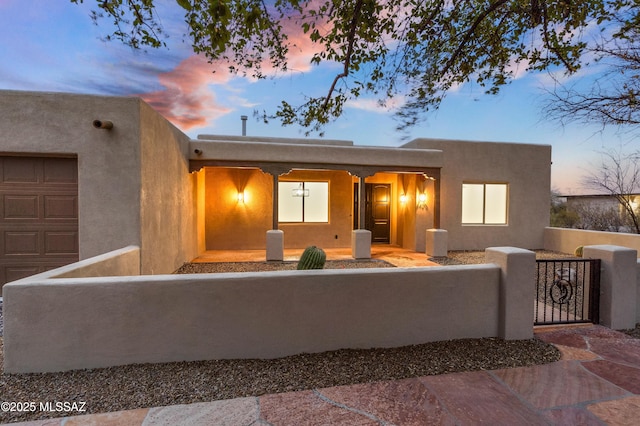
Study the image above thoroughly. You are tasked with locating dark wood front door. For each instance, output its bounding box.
[0,156,79,290]
[354,183,391,243]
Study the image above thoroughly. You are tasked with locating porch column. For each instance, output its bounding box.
[272,173,279,230]
[348,168,375,260]
[261,166,292,261]
[433,170,441,229]
[358,176,366,229]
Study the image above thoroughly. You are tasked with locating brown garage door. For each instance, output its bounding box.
[1,156,79,290]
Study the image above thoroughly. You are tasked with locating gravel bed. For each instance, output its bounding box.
[175,259,395,274]
[1,250,632,423]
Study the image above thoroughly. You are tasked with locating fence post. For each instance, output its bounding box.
[486,247,535,340]
[583,245,637,330]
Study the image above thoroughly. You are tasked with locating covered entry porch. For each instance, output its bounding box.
[191,244,441,267]
[190,136,443,259]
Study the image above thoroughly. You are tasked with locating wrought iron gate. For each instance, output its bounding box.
[534,259,601,325]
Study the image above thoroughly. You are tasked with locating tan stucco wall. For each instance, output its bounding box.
[544,227,640,256]
[403,138,551,250]
[4,264,501,373]
[0,90,142,260]
[204,167,273,249]
[0,91,199,274]
[204,168,355,249]
[139,102,199,273]
[279,170,354,248]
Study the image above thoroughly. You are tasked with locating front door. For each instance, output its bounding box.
[354,183,391,243]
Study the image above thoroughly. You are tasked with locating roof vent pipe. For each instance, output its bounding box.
[241,115,247,136]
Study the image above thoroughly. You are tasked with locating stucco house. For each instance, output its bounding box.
[0,90,551,288]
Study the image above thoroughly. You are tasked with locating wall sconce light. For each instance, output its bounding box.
[417,192,428,209]
[399,194,408,204]
[237,192,245,203]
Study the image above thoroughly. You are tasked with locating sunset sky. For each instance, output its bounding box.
[1,0,635,193]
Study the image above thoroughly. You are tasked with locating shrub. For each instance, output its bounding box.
[574,246,584,257]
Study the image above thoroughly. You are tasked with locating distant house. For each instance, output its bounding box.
[564,193,640,213]
[0,90,552,288]
[562,193,640,232]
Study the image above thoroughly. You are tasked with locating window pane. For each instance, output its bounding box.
[278,182,303,222]
[304,182,329,222]
[462,184,484,224]
[485,184,507,224]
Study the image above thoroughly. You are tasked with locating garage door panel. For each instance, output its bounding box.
[3,265,42,284]
[4,231,40,255]
[1,156,78,289]
[44,157,78,183]
[2,157,39,183]
[3,195,39,219]
[44,195,78,219]
[45,231,78,255]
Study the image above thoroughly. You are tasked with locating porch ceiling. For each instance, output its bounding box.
[189,139,442,177]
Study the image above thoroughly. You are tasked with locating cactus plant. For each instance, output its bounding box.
[297,246,326,270]
[574,246,584,257]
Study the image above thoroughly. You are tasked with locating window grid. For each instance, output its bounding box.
[278,181,329,223]
[462,183,508,225]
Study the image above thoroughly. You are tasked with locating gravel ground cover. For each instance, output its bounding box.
[174,259,395,274]
[0,250,637,423]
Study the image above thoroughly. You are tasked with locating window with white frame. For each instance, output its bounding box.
[461,183,508,224]
[278,181,329,223]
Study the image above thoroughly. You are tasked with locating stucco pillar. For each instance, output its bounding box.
[426,229,448,257]
[485,247,535,340]
[271,174,279,230]
[352,230,371,259]
[583,245,637,330]
[358,176,366,229]
[266,230,284,261]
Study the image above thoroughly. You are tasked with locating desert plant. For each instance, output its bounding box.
[297,246,326,270]
[574,246,584,257]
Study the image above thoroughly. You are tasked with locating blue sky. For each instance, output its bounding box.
[1,0,635,193]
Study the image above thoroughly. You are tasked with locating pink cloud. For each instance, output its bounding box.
[137,8,328,130]
[139,55,232,130]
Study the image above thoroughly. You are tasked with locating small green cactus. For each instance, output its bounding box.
[297,246,326,270]
[574,246,584,257]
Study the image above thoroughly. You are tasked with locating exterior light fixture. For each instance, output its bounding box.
[417,193,428,208]
[399,194,408,204]
[292,183,310,197]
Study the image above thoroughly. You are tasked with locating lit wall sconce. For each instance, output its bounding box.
[417,192,428,209]
[237,191,245,203]
[399,194,408,204]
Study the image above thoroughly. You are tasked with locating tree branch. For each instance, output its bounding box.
[322,0,365,111]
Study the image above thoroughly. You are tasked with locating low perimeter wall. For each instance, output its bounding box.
[4,247,535,373]
[545,227,640,256]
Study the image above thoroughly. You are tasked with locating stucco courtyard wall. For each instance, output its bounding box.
[0,91,199,274]
[544,227,640,256]
[402,139,551,250]
[4,246,551,373]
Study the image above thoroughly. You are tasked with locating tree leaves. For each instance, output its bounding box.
[74,0,625,133]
